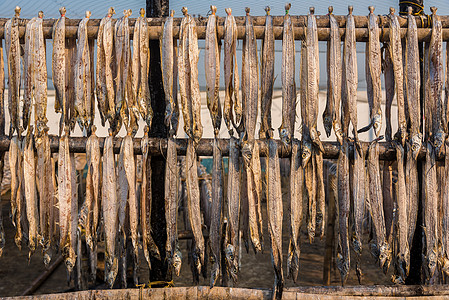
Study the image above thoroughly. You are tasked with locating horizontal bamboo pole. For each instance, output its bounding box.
[1,15,449,41]
[0,135,434,161]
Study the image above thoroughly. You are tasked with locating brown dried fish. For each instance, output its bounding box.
[53,8,67,132]
[0,32,5,135]
[24,127,38,258]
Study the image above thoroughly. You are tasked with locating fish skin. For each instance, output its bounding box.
[178,12,192,139]
[352,143,365,283]
[343,7,361,155]
[95,13,107,126]
[58,129,76,273]
[24,127,38,258]
[103,10,117,132]
[9,134,22,249]
[141,128,151,268]
[225,136,240,282]
[267,139,283,300]
[337,139,350,285]
[23,18,36,131]
[205,6,222,138]
[384,44,395,142]
[210,137,223,287]
[241,156,249,254]
[287,139,303,283]
[165,135,181,275]
[5,13,21,137]
[389,8,407,145]
[133,9,152,128]
[279,7,296,146]
[103,131,119,287]
[367,137,391,272]
[315,148,325,239]
[442,140,449,275]
[223,8,240,135]
[424,141,438,281]
[259,7,274,140]
[405,141,419,252]
[0,34,5,136]
[186,139,205,276]
[382,161,394,243]
[304,149,316,243]
[52,10,67,131]
[0,153,4,256]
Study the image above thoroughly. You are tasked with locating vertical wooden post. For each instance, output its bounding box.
[147,0,169,282]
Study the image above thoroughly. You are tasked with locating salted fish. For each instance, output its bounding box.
[23,17,36,131]
[103,130,119,287]
[0,152,4,256]
[24,127,38,258]
[225,136,240,282]
[260,6,274,140]
[383,44,395,142]
[279,4,296,145]
[133,8,152,128]
[223,8,240,135]
[337,139,350,284]
[162,10,179,135]
[186,139,205,276]
[287,139,303,282]
[324,7,342,143]
[367,137,391,272]
[0,27,5,135]
[305,7,323,153]
[360,6,382,137]
[52,8,66,131]
[267,139,283,299]
[5,7,21,137]
[9,134,21,248]
[442,140,449,275]
[74,11,93,132]
[210,138,223,287]
[165,135,181,276]
[342,6,361,154]
[388,8,407,145]
[58,128,76,273]
[205,5,222,137]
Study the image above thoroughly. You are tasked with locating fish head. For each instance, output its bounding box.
[279,128,291,146]
[442,257,449,276]
[373,113,382,137]
[323,114,333,138]
[333,121,344,145]
[433,129,445,155]
[310,127,324,153]
[173,249,182,276]
[225,244,239,282]
[427,248,438,278]
[336,252,349,284]
[301,140,312,167]
[410,133,423,159]
[241,141,253,165]
[192,250,202,276]
[379,242,392,274]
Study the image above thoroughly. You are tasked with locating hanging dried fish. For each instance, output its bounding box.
[205,5,222,138]
[225,136,240,282]
[162,9,178,135]
[359,6,382,137]
[304,149,316,242]
[260,6,274,140]
[267,139,283,299]
[165,135,181,276]
[74,11,93,133]
[388,7,407,145]
[0,153,4,256]
[442,140,449,275]
[305,7,323,153]
[141,127,151,268]
[53,7,67,133]
[186,139,205,277]
[24,127,38,259]
[383,44,394,142]
[209,138,223,287]
[342,6,361,155]
[337,139,350,285]
[324,6,342,144]
[9,133,22,249]
[287,139,303,282]
[133,8,152,128]
[279,3,296,145]
[315,148,325,239]
[23,17,36,131]
[223,8,240,135]
[0,28,5,136]
[58,128,76,273]
[367,136,391,272]
[405,7,422,151]
[103,129,119,287]
[5,6,21,137]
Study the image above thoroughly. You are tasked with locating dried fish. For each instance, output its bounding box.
[0,153,4,256]
[23,17,36,131]
[103,129,119,287]
[267,139,283,299]
[165,134,181,275]
[240,156,249,253]
[24,127,38,258]
[260,6,274,140]
[53,8,67,132]
[223,8,240,135]
[287,139,303,282]
[342,6,361,154]
[315,148,325,239]
[384,44,394,142]
[304,148,316,243]
[210,138,223,287]
[74,11,93,132]
[405,141,419,254]
[359,6,382,137]
[324,7,342,143]
[162,10,178,135]
[186,139,205,276]
[279,4,296,145]
[337,139,350,284]
[367,136,391,273]
[442,140,449,275]
[5,6,21,137]
[133,8,152,128]
[205,5,222,138]
[424,141,438,281]
[0,32,5,136]
[9,133,21,248]
[388,8,406,145]
[225,136,240,282]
